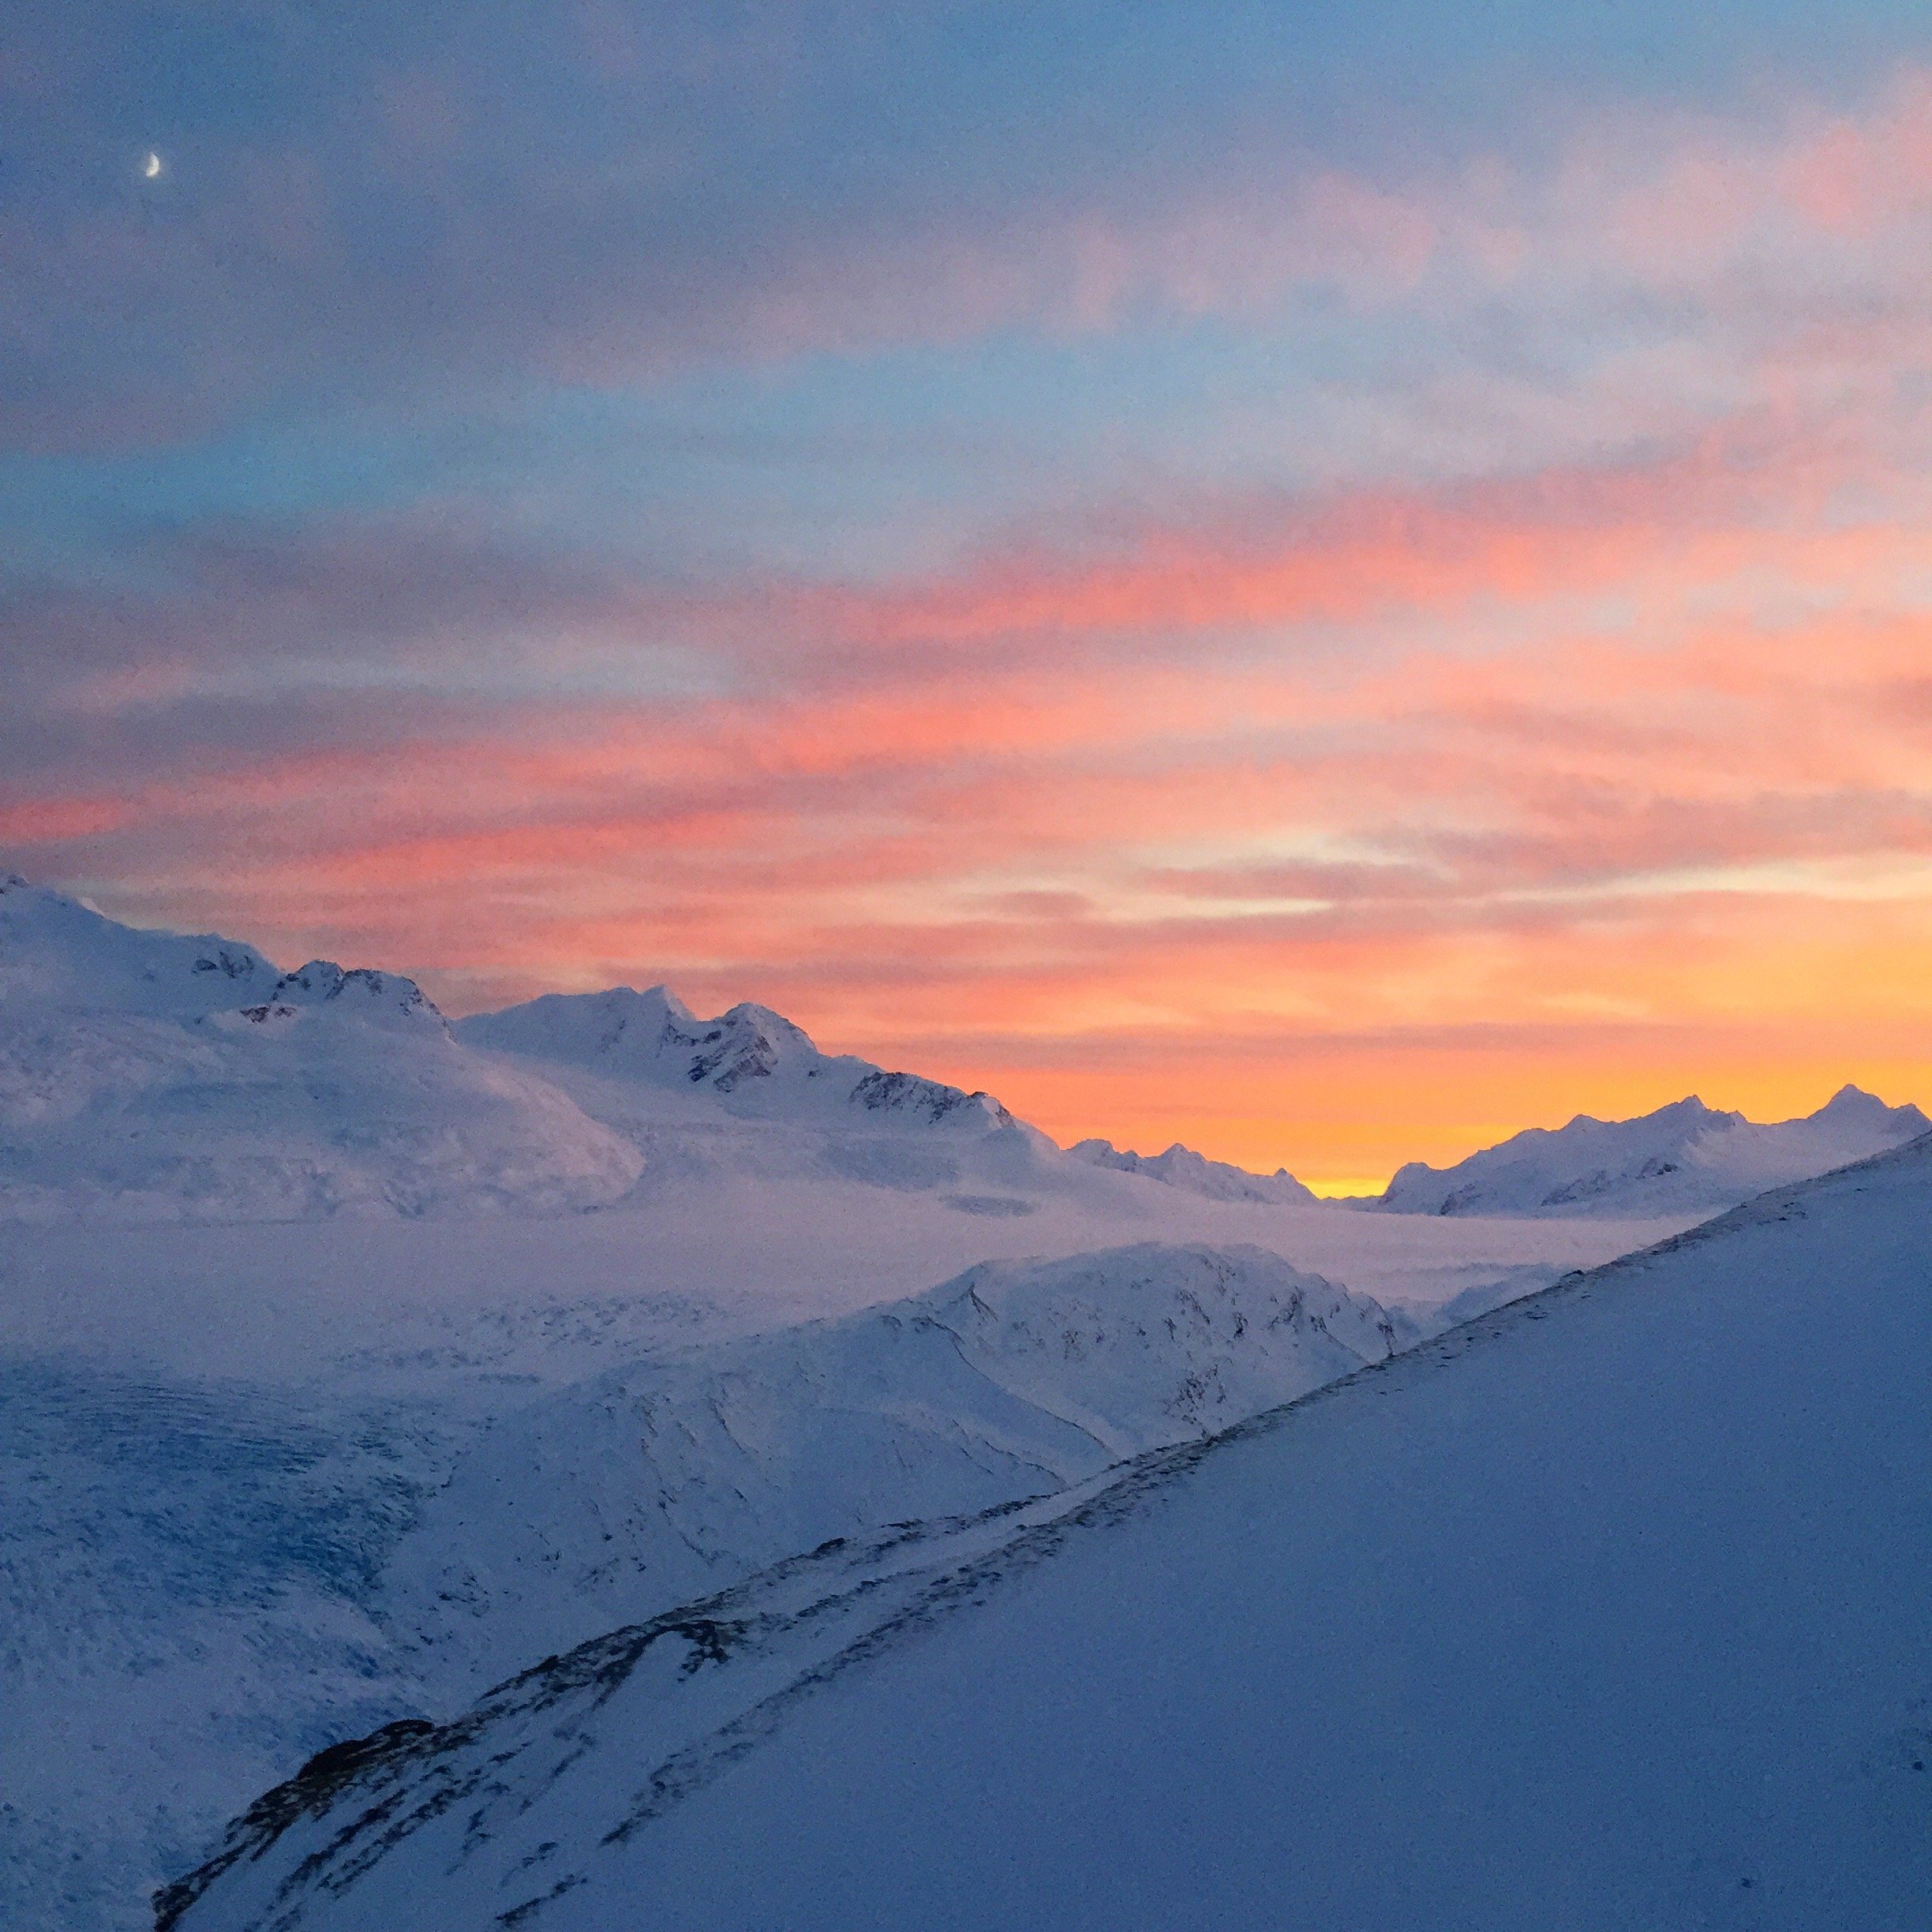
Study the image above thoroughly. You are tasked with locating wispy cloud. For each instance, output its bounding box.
[4,21,1929,1181]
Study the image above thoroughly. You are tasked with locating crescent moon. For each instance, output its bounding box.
[143,152,163,180]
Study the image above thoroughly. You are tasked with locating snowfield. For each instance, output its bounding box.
[167,1136,1932,1932]
[2,875,1922,1930]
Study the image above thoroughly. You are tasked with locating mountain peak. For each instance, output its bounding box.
[0,878,281,1016]
[262,960,443,1026]
[1069,1136,1316,1205]
[1649,1094,1739,1126]
[1810,1084,1930,1132]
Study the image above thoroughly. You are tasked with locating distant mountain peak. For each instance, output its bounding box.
[249,960,444,1028]
[1377,1085,1926,1218]
[1810,1083,1927,1130]
[1069,1137,1316,1205]
[455,985,1032,1144]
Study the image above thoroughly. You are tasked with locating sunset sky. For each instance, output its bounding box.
[4,2,1930,1190]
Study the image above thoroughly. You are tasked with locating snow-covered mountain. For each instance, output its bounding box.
[0,1232,1422,1932]
[379,1243,1411,1694]
[0,877,643,1222]
[0,881,1086,1225]
[0,871,277,1015]
[464,994,1330,1208]
[167,1134,1932,1932]
[1068,1136,1317,1203]
[453,983,1086,1205]
[458,985,1012,1128]
[1374,1086,1928,1217]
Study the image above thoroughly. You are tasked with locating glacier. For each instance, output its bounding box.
[166,1134,1932,1931]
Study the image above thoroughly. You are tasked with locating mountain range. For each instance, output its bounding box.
[5,873,1927,1932]
[4,874,1921,1228]
[163,1135,1932,1932]
[1376,1087,1929,1218]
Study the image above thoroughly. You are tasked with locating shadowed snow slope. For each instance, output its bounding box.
[376,1244,1410,1693]
[1,1227,1452,1932]
[0,878,642,1222]
[169,1138,1932,1932]
[1376,1086,1928,1218]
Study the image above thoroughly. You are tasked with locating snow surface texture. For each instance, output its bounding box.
[170,1137,1932,1932]
[1376,1086,1928,1217]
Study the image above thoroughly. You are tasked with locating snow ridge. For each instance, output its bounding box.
[0,881,642,1222]
[1375,1087,1928,1217]
[1070,1137,1316,1204]
[376,1242,1413,1694]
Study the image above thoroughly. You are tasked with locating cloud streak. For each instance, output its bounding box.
[3,24,1930,1181]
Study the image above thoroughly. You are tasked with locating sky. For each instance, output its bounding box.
[3,2,1930,1191]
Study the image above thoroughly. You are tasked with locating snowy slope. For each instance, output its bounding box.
[0,886,645,1222]
[1067,1136,1316,1203]
[376,1244,1411,1694]
[3,1189,1568,1932]
[0,872,276,1014]
[1376,1086,1928,1217]
[454,983,1102,1209]
[457,986,1021,1136]
[169,1137,1932,1932]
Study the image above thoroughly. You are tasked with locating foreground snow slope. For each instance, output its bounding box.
[3,1204,1527,1932]
[174,1136,1932,1931]
[1378,1085,1927,1217]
